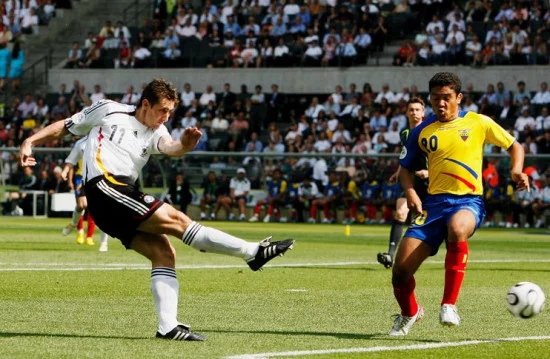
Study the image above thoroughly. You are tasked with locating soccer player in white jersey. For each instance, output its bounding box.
[19,78,295,341]
[61,136,110,252]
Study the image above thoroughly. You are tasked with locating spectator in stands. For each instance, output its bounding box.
[198,171,220,221]
[375,84,395,104]
[464,34,482,65]
[21,7,38,34]
[321,35,337,67]
[64,42,83,69]
[98,20,114,39]
[132,43,152,68]
[198,85,216,106]
[119,85,138,105]
[303,38,323,66]
[336,36,357,66]
[393,40,416,67]
[478,84,498,106]
[535,107,550,133]
[32,97,49,121]
[17,93,37,118]
[515,108,537,136]
[114,20,131,41]
[532,82,550,105]
[217,168,250,221]
[51,96,69,118]
[89,84,105,104]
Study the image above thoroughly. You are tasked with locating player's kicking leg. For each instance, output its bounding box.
[389,236,431,336]
[378,197,408,269]
[136,203,294,340]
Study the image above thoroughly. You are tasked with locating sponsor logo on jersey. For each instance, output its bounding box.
[140,147,148,157]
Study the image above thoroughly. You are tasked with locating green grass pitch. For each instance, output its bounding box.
[0,217,549,359]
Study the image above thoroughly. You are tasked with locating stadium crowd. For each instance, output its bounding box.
[64,0,550,69]
[1,78,549,226]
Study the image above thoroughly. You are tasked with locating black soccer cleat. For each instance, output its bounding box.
[247,236,295,271]
[155,324,207,341]
[377,252,393,269]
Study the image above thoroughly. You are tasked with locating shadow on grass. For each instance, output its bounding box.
[0,331,147,340]
[203,329,441,342]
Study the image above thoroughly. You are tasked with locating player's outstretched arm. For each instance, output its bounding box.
[508,141,530,192]
[19,120,69,167]
[158,127,202,157]
[61,163,74,182]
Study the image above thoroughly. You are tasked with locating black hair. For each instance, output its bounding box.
[429,72,462,94]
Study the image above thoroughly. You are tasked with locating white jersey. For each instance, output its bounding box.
[64,136,87,172]
[64,100,169,185]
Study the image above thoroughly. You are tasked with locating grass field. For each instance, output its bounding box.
[0,217,549,359]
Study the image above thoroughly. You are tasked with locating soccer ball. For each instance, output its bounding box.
[506,282,546,318]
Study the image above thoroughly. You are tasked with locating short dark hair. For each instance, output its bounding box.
[407,97,425,108]
[137,78,179,108]
[517,81,525,86]
[429,72,462,94]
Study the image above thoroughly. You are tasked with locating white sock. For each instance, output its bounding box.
[99,231,108,245]
[71,208,84,226]
[182,221,258,260]
[151,267,179,335]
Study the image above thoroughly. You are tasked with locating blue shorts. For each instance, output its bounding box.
[404,194,486,256]
[74,175,85,198]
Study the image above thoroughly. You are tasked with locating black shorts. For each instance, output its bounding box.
[85,176,163,249]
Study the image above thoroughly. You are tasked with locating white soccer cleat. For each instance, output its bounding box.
[389,306,424,336]
[440,304,460,327]
[62,223,75,236]
[249,215,259,222]
[99,242,109,252]
[263,214,271,223]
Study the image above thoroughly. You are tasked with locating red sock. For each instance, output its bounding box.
[323,204,330,219]
[87,215,96,238]
[442,241,469,305]
[254,204,261,215]
[77,215,84,231]
[507,214,512,222]
[351,202,357,218]
[267,205,274,215]
[392,275,418,317]
[309,204,317,219]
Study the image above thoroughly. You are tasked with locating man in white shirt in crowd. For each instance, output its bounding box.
[532,82,550,105]
[199,85,216,106]
[514,108,536,134]
[89,85,106,104]
[375,84,395,104]
[180,83,195,108]
[121,85,140,105]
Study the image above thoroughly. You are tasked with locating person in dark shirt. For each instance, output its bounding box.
[199,171,221,220]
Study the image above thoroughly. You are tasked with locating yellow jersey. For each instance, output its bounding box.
[399,111,515,196]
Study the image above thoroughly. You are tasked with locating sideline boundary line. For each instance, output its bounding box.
[0,259,550,271]
[224,336,550,359]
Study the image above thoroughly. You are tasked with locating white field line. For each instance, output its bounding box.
[0,259,549,271]
[224,336,550,359]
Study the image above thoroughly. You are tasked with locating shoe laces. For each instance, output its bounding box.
[391,314,411,330]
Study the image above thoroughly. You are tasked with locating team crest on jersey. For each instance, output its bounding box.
[133,130,138,138]
[459,129,470,141]
[140,147,148,157]
[143,195,155,204]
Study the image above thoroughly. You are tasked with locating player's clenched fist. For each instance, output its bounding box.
[180,127,202,152]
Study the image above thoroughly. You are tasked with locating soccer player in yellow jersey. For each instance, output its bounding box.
[389,72,530,336]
